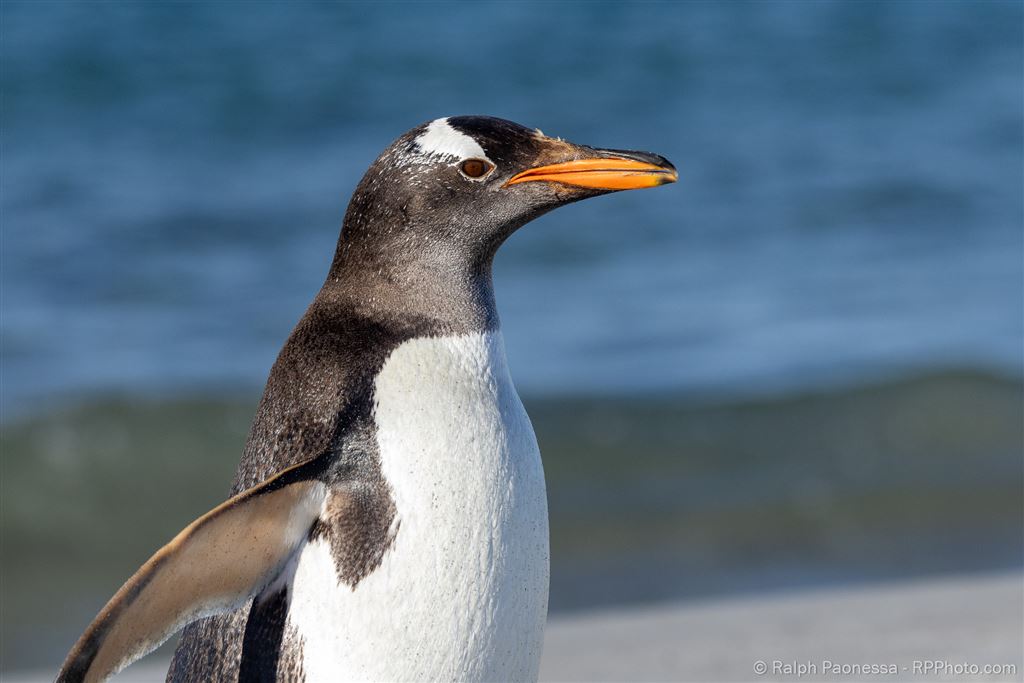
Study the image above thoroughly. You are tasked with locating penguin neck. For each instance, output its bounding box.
[323,239,500,334]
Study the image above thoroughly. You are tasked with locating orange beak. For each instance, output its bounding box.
[506,156,678,191]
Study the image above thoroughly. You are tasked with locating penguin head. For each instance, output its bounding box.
[336,116,676,269]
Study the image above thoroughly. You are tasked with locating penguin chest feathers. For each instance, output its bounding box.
[286,330,550,682]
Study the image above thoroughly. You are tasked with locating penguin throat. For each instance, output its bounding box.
[322,247,500,334]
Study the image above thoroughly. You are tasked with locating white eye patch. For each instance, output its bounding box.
[414,118,492,164]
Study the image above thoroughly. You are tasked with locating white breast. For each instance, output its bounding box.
[287,331,549,682]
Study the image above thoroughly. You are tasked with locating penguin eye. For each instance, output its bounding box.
[459,158,494,180]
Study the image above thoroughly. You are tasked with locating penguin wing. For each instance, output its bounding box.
[55,457,329,683]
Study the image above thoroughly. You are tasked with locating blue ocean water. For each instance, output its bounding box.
[2,1,1022,409]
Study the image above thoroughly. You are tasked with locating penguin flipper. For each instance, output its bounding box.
[55,458,328,683]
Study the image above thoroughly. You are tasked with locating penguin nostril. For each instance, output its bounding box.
[460,158,494,179]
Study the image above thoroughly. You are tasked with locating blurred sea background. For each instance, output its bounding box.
[2,0,1022,673]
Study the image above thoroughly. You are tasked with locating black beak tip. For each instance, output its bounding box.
[599,147,676,173]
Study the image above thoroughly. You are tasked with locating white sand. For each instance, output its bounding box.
[8,571,1021,682]
[539,571,1022,682]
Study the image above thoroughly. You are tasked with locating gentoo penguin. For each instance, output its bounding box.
[56,116,676,683]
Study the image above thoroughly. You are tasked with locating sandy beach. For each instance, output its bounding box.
[9,571,1020,683]
[539,571,1022,682]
